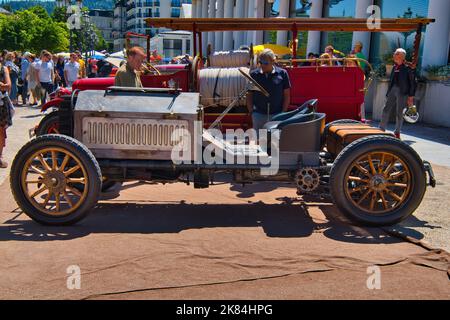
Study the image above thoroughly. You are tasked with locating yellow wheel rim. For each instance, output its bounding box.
[344,151,412,214]
[21,147,89,216]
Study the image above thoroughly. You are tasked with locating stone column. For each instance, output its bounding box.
[246,0,256,45]
[201,0,209,54]
[234,0,246,49]
[223,0,234,51]
[306,0,323,55]
[254,0,265,45]
[191,0,197,18]
[352,0,373,58]
[276,0,290,46]
[422,0,450,68]
[215,0,224,51]
[207,0,216,51]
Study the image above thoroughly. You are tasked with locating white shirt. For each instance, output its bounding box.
[64,61,80,83]
[36,60,53,83]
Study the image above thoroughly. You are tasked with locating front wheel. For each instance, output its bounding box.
[330,135,426,226]
[36,112,60,136]
[10,135,102,226]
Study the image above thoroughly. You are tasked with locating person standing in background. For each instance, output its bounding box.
[21,52,31,105]
[4,52,19,106]
[64,53,80,87]
[36,50,54,105]
[352,41,368,73]
[26,54,41,106]
[75,50,86,79]
[0,60,12,168]
[55,55,66,88]
[379,48,417,140]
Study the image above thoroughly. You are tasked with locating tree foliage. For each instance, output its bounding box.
[0,7,70,53]
[0,4,111,54]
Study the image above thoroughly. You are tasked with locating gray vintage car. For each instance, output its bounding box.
[10,70,435,226]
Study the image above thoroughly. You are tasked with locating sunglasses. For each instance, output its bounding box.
[258,60,270,65]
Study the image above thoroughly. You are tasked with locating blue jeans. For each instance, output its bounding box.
[9,73,18,100]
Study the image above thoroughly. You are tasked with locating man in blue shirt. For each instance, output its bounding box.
[21,52,30,105]
[246,49,291,130]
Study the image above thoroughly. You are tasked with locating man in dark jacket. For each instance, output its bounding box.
[379,48,416,139]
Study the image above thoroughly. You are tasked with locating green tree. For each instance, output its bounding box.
[27,6,50,20]
[0,7,69,53]
[52,6,69,23]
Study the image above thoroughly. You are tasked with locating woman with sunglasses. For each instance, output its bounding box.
[246,49,291,131]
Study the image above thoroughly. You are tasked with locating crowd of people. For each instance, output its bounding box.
[0,49,116,107]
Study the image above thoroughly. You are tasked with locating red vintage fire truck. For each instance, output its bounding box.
[34,18,429,136]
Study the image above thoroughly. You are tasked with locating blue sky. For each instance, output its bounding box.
[273,0,429,18]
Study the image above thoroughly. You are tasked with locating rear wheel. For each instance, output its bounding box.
[36,112,60,136]
[330,135,426,226]
[10,135,102,226]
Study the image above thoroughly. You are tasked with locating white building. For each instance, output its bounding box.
[56,0,71,7]
[151,30,193,57]
[125,0,192,36]
[89,9,114,50]
[113,0,128,51]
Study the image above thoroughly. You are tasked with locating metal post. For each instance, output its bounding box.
[412,24,423,68]
[193,29,198,57]
[198,31,203,59]
[292,24,298,67]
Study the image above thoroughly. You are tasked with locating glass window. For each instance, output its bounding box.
[370,0,429,66]
[186,39,191,55]
[163,38,183,57]
[321,0,356,55]
[266,0,310,58]
[171,8,181,17]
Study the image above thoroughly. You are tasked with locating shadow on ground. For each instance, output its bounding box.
[0,194,427,246]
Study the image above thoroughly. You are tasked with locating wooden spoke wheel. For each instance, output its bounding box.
[344,152,412,214]
[330,136,426,226]
[21,147,88,216]
[11,135,102,225]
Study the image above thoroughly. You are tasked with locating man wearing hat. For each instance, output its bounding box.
[21,52,31,105]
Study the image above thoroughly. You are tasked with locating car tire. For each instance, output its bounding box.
[36,112,60,136]
[10,134,102,226]
[330,135,426,226]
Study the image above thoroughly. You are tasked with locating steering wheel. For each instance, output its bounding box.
[144,62,161,75]
[238,67,270,97]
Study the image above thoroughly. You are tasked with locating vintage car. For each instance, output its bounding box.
[10,68,436,227]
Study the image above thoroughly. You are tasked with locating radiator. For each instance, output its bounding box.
[81,117,189,151]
